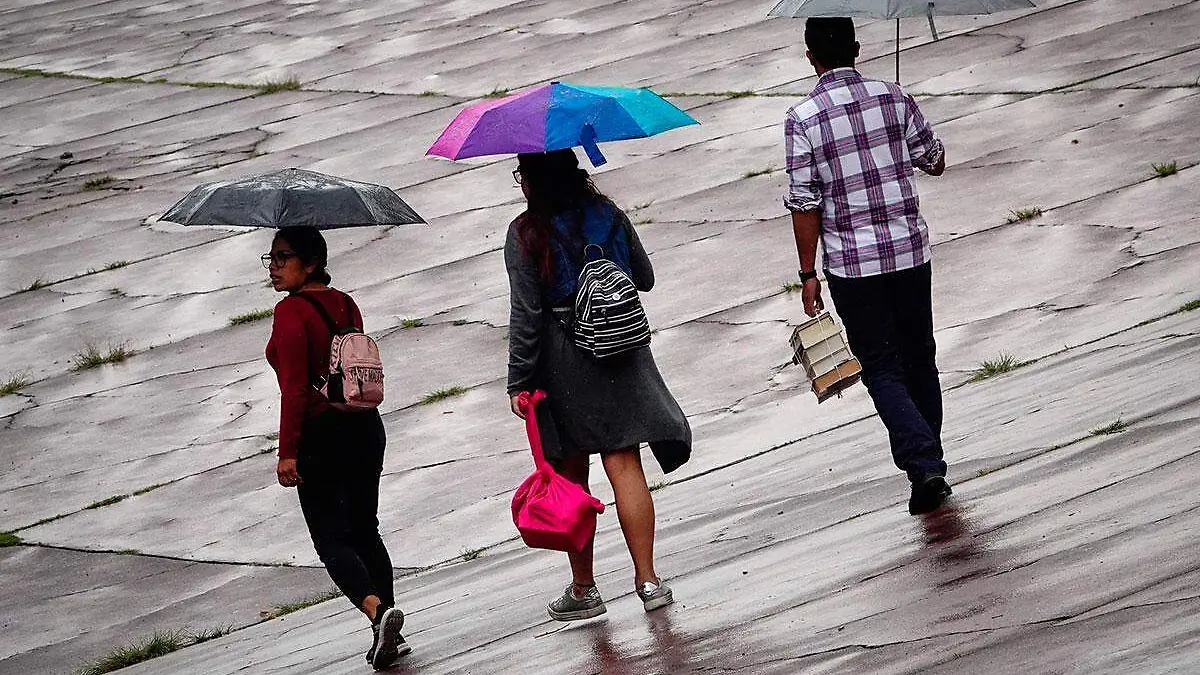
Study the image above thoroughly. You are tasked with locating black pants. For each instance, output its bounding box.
[826,263,947,483]
[296,409,394,610]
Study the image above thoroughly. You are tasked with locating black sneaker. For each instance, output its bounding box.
[371,606,410,670]
[909,475,952,515]
[366,624,378,664]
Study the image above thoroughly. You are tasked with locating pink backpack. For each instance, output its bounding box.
[511,390,605,553]
[296,293,384,411]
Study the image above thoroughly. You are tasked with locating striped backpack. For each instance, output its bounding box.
[296,292,385,411]
[572,243,652,358]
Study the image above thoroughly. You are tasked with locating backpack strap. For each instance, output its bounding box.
[294,292,343,334]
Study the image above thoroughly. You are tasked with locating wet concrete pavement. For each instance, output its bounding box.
[1,0,1198,673]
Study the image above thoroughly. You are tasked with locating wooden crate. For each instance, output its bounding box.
[790,312,862,403]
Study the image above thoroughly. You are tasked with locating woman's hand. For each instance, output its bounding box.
[277,458,302,487]
[510,394,526,420]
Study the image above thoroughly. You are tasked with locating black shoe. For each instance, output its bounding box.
[909,475,952,515]
[371,606,410,670]
[366,624,378,664]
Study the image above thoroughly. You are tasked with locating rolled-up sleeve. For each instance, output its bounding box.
[783,109,823,212]
[904,93,944,174]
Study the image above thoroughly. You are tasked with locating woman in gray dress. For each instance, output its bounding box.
[505,148,692,622]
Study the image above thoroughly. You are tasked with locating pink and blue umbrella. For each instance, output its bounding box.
[427,82,698,167]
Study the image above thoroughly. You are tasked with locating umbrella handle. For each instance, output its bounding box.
[580,124,608,167]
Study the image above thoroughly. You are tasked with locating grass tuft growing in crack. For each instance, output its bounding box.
[85,495,127,510]
[782,282,803,293]
[75,627,230,675]
[104,260,130,271]
[132,483,168,496]
[1005,207,1043,223]
[1178,299,1200,313]
[83,175,115,191]
[743,167,775,179]
[1,372,32,397]
[968,353,1029,382]
[420,386,468,405]
[400,317,424,329]
[1151,161,1178,177]
[25,278,50,291]
[229,308,274,326]
[648,481,668,492]
[1091,418,1131,436]
[452,319,470,326]
[258,76,301,94]
[484,87,510,98]
[460,547,484,561]
[269,587,341,619]
[72,343,130,371]
[0,531,21,547]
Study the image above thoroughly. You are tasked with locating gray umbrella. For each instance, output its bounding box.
[160,168,425,228]
[768,0,1036,82]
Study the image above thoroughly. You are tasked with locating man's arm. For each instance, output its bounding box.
[903,92,946,176]
[791,209,824,317]
[784,108,825,317]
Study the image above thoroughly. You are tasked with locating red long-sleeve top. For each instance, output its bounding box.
[265,289,363,460]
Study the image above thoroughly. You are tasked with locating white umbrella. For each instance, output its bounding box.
[767,0,1036,82]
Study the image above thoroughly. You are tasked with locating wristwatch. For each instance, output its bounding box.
[798,269,819,282]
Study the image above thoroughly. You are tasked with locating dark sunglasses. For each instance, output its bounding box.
[512,168,523,183]
[261,251,297,269]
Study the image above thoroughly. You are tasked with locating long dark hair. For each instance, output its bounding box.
[515,149,607,280]
[273,226,331,285]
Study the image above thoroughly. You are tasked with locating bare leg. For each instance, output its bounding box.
[601,448,659,587]
[361,594,381,622]
[557,454,595,594]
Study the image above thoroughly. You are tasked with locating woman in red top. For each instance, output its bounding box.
[264,226,409,670]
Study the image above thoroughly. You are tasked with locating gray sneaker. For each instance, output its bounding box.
[637,581,674,612]
[547,584,607,621]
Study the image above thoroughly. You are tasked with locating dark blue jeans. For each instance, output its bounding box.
[826,263,947,483]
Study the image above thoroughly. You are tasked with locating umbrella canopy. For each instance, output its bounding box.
[427,82,699,167]
[160,168,425,229]
[767,0,1036,82]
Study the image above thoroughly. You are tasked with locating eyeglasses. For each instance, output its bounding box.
[511,168,523,184]
[261,251,297,269]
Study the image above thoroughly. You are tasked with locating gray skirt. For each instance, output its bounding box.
[535,312,692,474]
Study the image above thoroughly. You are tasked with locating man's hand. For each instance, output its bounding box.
[802,277,824,317]
[510,394,526,420]
[277,458,301,488]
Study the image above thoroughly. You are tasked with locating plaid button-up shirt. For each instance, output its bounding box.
[784,68,944,278]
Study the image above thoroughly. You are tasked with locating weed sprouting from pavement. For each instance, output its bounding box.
[1178,299,1200,313]
[782,282,803,293]
[452,319,470,326]
[25,278,50,291]
[1005,207,1043,223]
[485,87,510,98]
[85,495,127,510]
[743,167,775,179]
[1092,418,1131,435]
[648,481,668,492]
[83,175,115,191]
[1,373,32,397]
[76,630,188,675]
[104,260,130,271]
[460,547,484,561]
[72,344,130,371]
[269,587,341,618]
[75,627,230,675]
[1151,161,1178,177]
[258,76,301,94]
[0,532,21,547]
[229,309,274,326]
[400,318,424,329]
[421,386,468,405]
[969,353,1029,382]
[132,483,168,496]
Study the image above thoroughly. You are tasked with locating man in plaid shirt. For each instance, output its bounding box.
[784,17,951,515]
